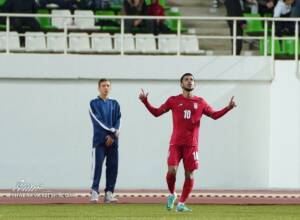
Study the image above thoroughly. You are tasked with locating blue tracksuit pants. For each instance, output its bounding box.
[91,143,118,193]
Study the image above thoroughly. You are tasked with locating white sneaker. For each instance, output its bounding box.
[104,191,118,203]
[90,190,99,203]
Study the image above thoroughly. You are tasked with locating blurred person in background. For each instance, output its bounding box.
[3,0,41,46]
[290,0,300,17]
[78,0,111,10]
[39,0,79,9]
[224,0,246,55]
[274,0,295,36]
[147,0,169,35]
[123,0,152,33]
[257,0,278,16]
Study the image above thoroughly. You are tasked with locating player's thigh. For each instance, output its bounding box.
[183,146,199,172]
[167,145,183,167]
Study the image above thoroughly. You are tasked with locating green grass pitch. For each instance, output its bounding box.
[0,204,300,220]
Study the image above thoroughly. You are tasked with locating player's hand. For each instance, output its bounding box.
[227,96,237,110]
[114,130,120,139]
[105,135,114,147]
[139,89,148,102]
[134,19,142,27]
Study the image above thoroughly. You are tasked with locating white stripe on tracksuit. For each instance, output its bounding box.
[89,106,116,133]
[90,148,96,187]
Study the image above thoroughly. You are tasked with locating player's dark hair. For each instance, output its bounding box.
[180,73,194,83]
[98,78,110,87]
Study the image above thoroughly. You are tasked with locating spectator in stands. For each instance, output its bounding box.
[123,0,151,33]
[78,0,111,10]
[274,0,295,36]
[257,0,278,16]
[147,0,169,35]
[3,0,41,46]
[224,0,246,55]
[76,0,123,9]
[39,0,79,10]
[4,0,41,32]
[290,0,300,17]
[40,0,112,10]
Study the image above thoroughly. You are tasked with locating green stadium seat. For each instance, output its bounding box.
[243,13,264,35]
[282,39,300,56]
[95,10,120,32]
[165,11,187,33]
[0,24,6,31]
[159,0,167,7]
[259,38,283,55]
[0,0,6,30]
[0,0,6,7]
[264,13,272,17]
[101,26,120,32]
[37,9,56,31]
[110,3,122,13]
[95,10,115,18]
[260,13,272,31]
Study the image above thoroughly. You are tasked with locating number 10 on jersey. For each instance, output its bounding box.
[183,110,191,119]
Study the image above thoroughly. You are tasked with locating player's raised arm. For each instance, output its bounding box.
[204,96,236,120]
[139,89,171,117]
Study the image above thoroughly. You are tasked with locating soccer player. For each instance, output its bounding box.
[139,73,236,212]
[89,78,121,203]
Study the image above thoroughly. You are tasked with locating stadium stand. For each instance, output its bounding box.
[0,31,20,51]
[46,32,65,52]
[135,33,157,53]
[91,32,114,52]
[114,33,135,52]
[0,0,298,56]
[25,31,47,52]
[68,32,90,52]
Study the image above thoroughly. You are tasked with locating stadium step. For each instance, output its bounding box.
[168,0,258,55]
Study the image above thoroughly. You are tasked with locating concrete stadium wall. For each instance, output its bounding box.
[0,55,298,190]
[269,61,300,188]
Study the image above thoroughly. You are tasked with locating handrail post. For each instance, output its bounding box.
[264,19,268,56]
[233,18,237,56]
[271,20,275,80]
[177,18,181,56]
[63,20,67,54]
[295,21,299,78]
[120,17,124,56]
[6,16,10,54]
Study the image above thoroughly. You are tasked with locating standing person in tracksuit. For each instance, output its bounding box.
[89,78,121,203]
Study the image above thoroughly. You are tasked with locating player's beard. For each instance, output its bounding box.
[182,86,194,92]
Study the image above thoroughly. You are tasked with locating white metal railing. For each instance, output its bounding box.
[0,13,299,78]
